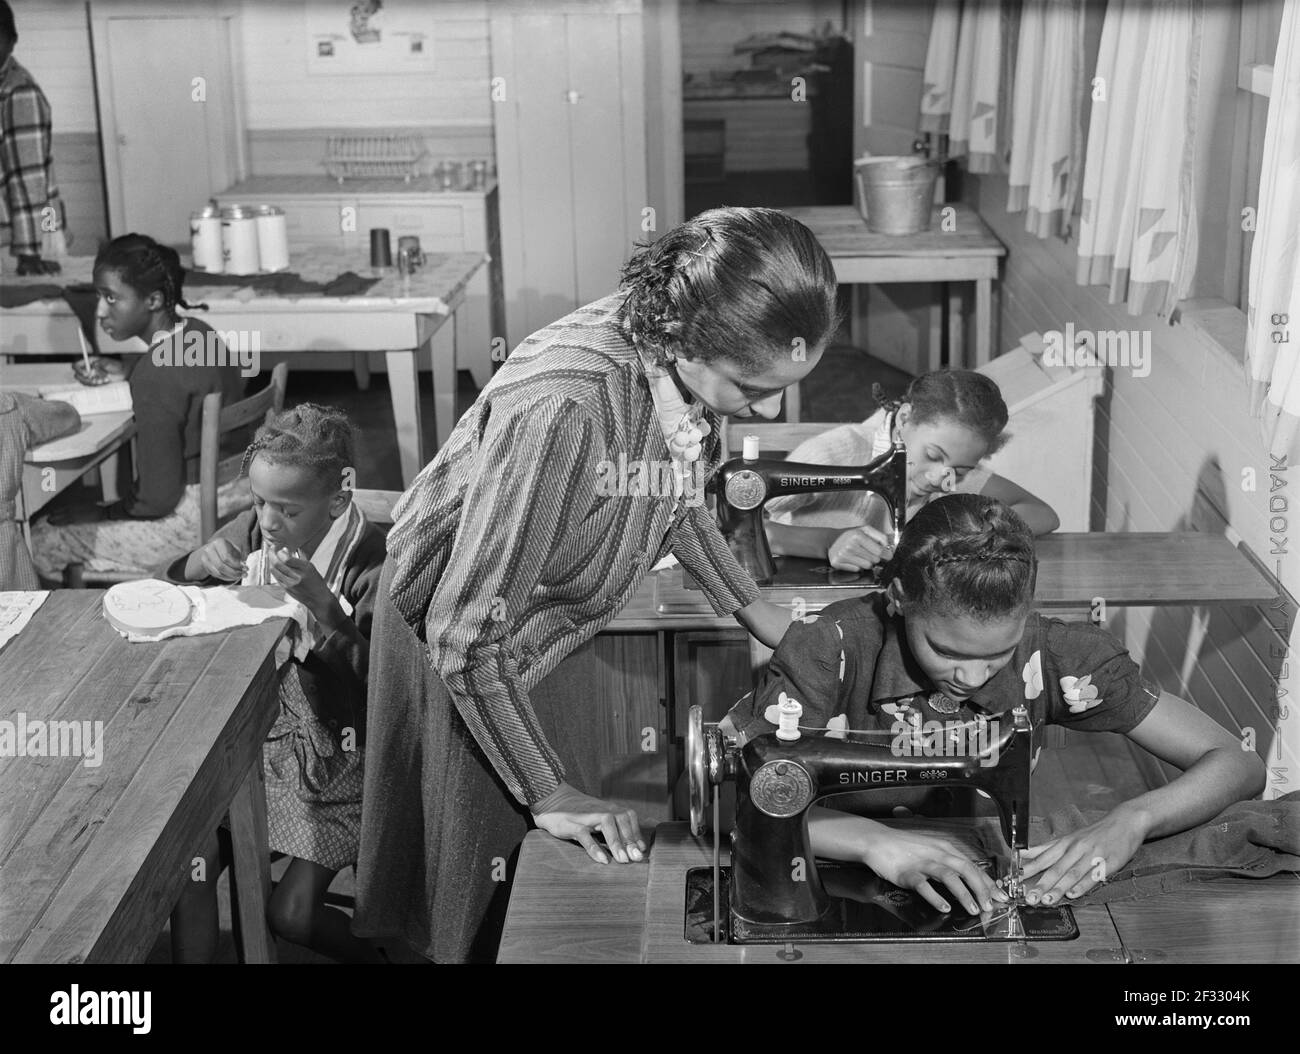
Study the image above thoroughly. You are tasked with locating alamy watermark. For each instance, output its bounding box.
[153,327,261,378]
[1042,322,1151,378]
[0,713,104,768]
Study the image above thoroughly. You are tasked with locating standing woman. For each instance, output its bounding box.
[355,207,840,962]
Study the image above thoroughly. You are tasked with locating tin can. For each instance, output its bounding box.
[190,204,223,273]
[255,205,289,272]
[397,245,419,277]
[220,205,261,275]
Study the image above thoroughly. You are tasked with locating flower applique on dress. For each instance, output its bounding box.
[1022,650,1044,700]
[1060,674,1102,714]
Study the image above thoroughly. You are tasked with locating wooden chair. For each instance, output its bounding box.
[63,365,289,588]
[348,487,402,528]
[199,362,289,542]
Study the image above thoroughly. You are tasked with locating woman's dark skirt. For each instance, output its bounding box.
[353,556,609,962]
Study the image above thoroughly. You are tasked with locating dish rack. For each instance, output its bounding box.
[323,135,425,183]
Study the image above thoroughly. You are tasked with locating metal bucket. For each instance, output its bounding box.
[854,157,940,235]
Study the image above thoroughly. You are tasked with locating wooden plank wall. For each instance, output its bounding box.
[236,0,494,176]
[969,167,1296,794]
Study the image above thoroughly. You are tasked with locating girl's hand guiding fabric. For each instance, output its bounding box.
[858,827,1007,915]
[1019,805,1150,904]
[531,783,646,865]
[193,537,247,582]
[828,524,894,571]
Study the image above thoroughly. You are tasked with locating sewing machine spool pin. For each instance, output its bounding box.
[684,703,1075,944]
[714,411,909,586]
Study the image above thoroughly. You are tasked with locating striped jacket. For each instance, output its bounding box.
[387,292,760,805]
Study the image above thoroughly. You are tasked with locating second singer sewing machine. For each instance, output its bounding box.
[682,699,1078,944]
[688,411,909,590]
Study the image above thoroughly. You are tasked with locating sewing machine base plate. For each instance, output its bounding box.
[684,866,1078,944]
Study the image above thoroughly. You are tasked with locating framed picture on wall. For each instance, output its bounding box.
[306,0,435,74]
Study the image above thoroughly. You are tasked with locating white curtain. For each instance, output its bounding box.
[920,0,1001,172]
[1006,0,1085,238]
[1076,0,1203,317]
[1245,0,1300,460]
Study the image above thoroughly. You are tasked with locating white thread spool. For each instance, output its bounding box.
[255,206,290,272]
[776,693,802,741]
[742,434,760,461]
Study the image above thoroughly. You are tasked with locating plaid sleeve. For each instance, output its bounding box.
[0,84,54,256]
[423,395,605,806]
[1038,620,1162,734]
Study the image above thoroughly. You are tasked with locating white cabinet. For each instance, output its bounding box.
[978,343,1106,532]
[489,2,651,347]
[214,177,502,389]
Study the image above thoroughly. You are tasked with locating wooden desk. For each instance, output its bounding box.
[616,532,1277,630]
[0,591,288,963]
[0,363,136,545]
[498,824,1300,963]
[781,203,1006,380]
[0,248,487,485]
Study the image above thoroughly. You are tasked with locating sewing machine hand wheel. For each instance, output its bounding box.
[686,705,724,836]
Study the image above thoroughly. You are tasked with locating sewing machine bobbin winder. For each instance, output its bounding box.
[683,700,1079,945]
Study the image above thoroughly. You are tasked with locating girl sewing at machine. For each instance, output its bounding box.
[725,494,1265,916]
[166,404,387,963]
[29,233,247,581]
[763,370,1059,572]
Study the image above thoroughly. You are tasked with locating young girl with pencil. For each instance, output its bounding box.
[726,494,1265,915]
[764,370,1059,573]
[30,233,247,579]
[167,404,386,963]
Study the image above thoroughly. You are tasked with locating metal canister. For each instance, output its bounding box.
[255,205,289,272]
[190,203,223,273]
[220,204,261,275]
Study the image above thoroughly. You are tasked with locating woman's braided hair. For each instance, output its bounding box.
[882,493,1036,620]
[94,233,208,312]
[873,370,1010,453]
[619,206,841,373]
[241,403,356,495]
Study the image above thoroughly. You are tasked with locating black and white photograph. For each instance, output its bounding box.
[0,0,1296,1012]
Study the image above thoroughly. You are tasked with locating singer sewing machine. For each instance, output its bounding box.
[710,411,910,587]
[682,700,1079,944]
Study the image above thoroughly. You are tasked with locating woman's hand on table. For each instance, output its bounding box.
[531,783,647,865]
[1019,803,1149,906]
[828,525,893,572]
[188,537,246,582]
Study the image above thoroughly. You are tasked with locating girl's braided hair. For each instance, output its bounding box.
[241,403,356,494]
[619,206,841,373]
[94,233,208,312]
[882,493,1036,620]
[872,370,1010,453]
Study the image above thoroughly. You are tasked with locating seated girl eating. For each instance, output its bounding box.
[725,494,1265,916]
[166,404,387,963]
[764,370,1058,573]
